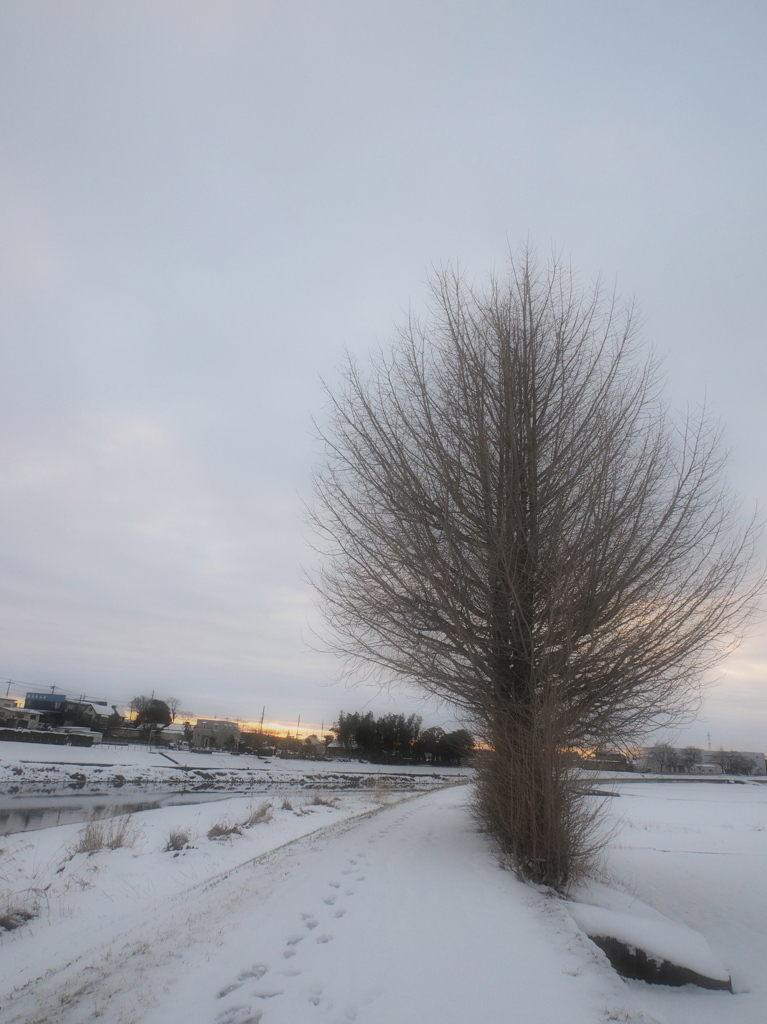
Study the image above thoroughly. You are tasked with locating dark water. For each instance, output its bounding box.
[0,792,239,837]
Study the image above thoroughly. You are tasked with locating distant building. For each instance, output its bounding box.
[22,693,116,732]
[0,703,42,729]
[24,692,67,725]
[193,718,239,749]
[63,700,114,730]
[303,734,325,755]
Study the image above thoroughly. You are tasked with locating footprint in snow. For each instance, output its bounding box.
[283,949,297,959]
[286,933,305,946]
[252,988,283,999]
[239,965,269,982]
[305,980,323,1006]
[215,1005,262,1024]
[329,880,341,888]
[218,982,243,998]
[323,895,337,905]
[316,933,334,943]
[355,875,366,881]
[305,918,319,929]
[334,908,347,918]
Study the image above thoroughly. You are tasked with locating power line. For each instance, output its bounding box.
[0,675,132,707]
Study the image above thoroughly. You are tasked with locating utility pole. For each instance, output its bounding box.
[260,706,265,734]
[707,731,712,751]
[296,714,301,739]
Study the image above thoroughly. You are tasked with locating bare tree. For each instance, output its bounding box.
[680,746,702,772]
[643,742,679,774]
[310,251,761,887]
[129,695,149,717]
[129,695,172,729]
[165,697,182,723]
[642,743,667,773]
[713,748,753,775]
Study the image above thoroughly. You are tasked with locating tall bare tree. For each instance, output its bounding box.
[310,251,761,886]
[165,697,182,723]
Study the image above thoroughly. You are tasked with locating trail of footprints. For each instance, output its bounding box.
[213,851,370,1024]
[213,809,419,1024]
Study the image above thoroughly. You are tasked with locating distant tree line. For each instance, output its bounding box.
[642,742,756,775]
[332,711,473,765]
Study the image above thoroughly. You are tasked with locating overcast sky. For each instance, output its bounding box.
[1,1,765,746]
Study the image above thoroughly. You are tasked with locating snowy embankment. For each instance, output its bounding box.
[2,765,766,1024]
[0,741,467,801]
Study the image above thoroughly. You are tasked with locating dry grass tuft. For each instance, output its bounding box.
[241,801,272,827]
[371,777,394,805]
[71,814,141,856]
[0,906,36,932]
[207,801,273,840]
[165,828,192,852]
[307,792,338,808]
[207,820,242,841]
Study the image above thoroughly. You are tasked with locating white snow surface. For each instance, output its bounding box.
[2,762,767,1024]
[577,779,767,1024]
[1,783,651,1024]
[565,902,730,982]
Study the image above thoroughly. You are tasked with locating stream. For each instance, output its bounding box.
[0,791,245,836]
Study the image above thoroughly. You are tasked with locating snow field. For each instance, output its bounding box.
[580,780,767,1024]
[2,771,767,1023]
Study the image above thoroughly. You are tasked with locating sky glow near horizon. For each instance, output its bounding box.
[1,1,766,750]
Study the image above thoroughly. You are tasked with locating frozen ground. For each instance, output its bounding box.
[1,761,766,1024]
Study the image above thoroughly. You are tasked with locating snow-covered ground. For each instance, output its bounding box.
[581,779,767,1024]
[1,754,766,1024]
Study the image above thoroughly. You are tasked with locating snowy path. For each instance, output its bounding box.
[0,786,643,1024]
